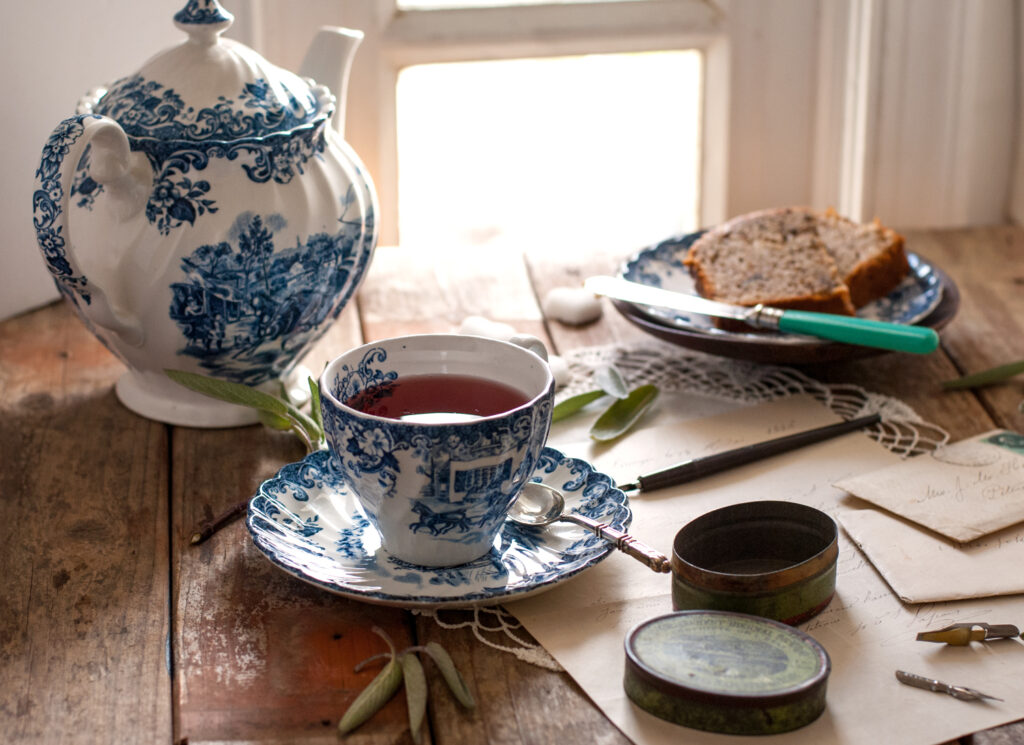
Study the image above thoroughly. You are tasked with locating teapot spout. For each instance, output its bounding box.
[300,27,363,138]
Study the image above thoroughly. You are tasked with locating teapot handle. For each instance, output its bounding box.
[33,115,145,346]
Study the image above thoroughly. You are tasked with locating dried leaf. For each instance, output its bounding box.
[423,642,475,709]
[942,359,1024,390]
[593,364,628,399]
[551,389,606,422]
[338,630,404,736]
[401,653,428,743]
[337,657,403,735]
[590,384,659,441]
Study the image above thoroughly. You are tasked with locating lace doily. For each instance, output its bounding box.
[418,343,950,670]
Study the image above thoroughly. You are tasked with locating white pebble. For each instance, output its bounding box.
[457,315,517,341]
[547,354,571,388]
[542,287,603,326]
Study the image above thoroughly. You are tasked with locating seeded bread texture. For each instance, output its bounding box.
[682,207,908,322]
[816,208,909,307]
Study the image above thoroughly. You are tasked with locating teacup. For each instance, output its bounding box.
[319,334,555,566]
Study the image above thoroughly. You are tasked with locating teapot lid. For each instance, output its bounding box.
[88,0,331,141]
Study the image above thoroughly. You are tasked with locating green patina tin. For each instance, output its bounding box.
[624,610,831,735]
[671,500,838,625]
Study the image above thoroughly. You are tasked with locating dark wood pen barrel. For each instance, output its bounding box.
[637,413,882,492]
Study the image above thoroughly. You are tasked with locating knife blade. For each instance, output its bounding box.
[584,276,939,355]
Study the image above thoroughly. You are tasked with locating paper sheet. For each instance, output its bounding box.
[835,430,1024,543]
[509,395,1024,745]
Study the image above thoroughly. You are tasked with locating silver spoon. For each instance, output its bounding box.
[509,482,671,573]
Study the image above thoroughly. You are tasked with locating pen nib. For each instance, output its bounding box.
[916,623,1020,646]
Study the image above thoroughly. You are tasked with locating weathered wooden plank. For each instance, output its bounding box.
[358,246,546,340]
[414,616,631,745]
[905,227,1024,434]
[0,301,171,744]
[170,307,418,744]
[524,246,656,353]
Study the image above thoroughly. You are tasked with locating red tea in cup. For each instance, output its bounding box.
[345,373,530,422]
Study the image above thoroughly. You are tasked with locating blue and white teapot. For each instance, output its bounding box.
[32,0,378,426]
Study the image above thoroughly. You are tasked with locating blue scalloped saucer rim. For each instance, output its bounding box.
[246,446,631,608]
[621,231,944,344]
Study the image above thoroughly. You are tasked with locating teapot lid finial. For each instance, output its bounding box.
[173,0,234,42]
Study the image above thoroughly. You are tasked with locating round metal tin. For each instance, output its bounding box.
[671,501,838,625]
[624,610,831,735]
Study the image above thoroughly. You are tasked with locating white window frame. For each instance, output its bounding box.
[242,0,1021,243]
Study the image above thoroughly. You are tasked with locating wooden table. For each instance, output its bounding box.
[2,226,1022,745]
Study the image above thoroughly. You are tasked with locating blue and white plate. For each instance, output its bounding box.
[621,231,944,345]
[247,446,631,608]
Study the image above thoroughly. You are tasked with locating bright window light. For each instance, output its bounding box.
[395,51,702,256]
[399,0,637,8]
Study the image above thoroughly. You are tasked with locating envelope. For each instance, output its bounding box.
[838,505,1024,602]
[834,430,1024,543]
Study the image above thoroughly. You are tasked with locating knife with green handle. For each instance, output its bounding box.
[585,276,940,355]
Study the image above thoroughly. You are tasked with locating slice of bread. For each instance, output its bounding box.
[815,208,909,308]
[681,207,908,325]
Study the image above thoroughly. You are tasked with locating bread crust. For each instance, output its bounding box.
[843,229,909,307]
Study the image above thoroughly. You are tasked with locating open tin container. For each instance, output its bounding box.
[671,500,838,625]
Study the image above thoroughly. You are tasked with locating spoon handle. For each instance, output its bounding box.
[562,514,671,573]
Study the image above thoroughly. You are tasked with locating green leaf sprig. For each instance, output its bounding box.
[942,359,1024,390]
[338,627,476,741]
[165,369,325,452]
[551,364,659,441]
[942,359,1024,413]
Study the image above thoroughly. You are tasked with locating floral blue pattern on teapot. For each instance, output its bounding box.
[32,0,378,426]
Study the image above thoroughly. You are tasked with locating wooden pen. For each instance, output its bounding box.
[618,413,882,493]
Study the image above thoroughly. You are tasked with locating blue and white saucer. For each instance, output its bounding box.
[621,231,944,342]
[247,446,631,608]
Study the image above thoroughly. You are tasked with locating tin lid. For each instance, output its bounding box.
[624,610,830,733]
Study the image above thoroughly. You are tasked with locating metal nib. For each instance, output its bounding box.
[896,670,1002,702]
[915,622,1020,646]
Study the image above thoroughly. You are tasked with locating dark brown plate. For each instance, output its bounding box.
[612,261,960,365]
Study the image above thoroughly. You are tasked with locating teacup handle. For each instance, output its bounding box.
[562,513,671,573]
[509,333,548,361]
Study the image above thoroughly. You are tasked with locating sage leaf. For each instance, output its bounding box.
[257,409,294,431]
[165,369,322,448]
[339,628,403,736]
[551,389,606,422]
[942,359,1024,390]
[308,376,323,433]
[337,657,403,735]
[423,641,475,709]
[401,653,428,743]
[167,368,293,414]
[593,364,628,399]
[590,384,659,441]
